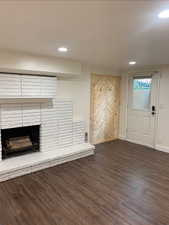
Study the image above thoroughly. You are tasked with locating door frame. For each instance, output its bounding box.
[126,71,160,149]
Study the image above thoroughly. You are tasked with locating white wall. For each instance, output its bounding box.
[119,65,169,152]
[57,73,91,135]
[156,66,169,151]
[0,50,82,76]
[119,75,128,139]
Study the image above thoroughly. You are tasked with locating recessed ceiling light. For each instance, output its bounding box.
[58,47,68,52]
[158,10,169,19]
[129,61,136,65]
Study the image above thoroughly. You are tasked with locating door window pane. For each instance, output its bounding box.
[132,78,152,110]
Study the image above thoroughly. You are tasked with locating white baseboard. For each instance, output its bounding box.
[119,136,169,154]
[119,136,152,148]
[125,138,154,148]
[155,145,169,153]
[119,135,126,140]
[0,143,95,182]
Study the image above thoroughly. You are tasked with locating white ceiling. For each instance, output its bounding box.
[0,0,169,72]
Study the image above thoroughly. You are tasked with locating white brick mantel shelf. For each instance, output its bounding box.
[0,73,95,182]
[0,96,52,103]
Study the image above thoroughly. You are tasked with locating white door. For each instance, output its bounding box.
[127,73,159,148]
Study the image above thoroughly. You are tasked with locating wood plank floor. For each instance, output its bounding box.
[1,140,169,225]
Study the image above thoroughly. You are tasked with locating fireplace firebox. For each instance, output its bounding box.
[1,125,40,159]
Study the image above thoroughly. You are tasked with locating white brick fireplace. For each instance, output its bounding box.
[0,74,94,182]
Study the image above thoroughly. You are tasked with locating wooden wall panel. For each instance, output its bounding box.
[90,74,121,144]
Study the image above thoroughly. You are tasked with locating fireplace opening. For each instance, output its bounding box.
[1,125,40,159]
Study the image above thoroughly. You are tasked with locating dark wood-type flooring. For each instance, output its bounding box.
[1,140,169,225]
